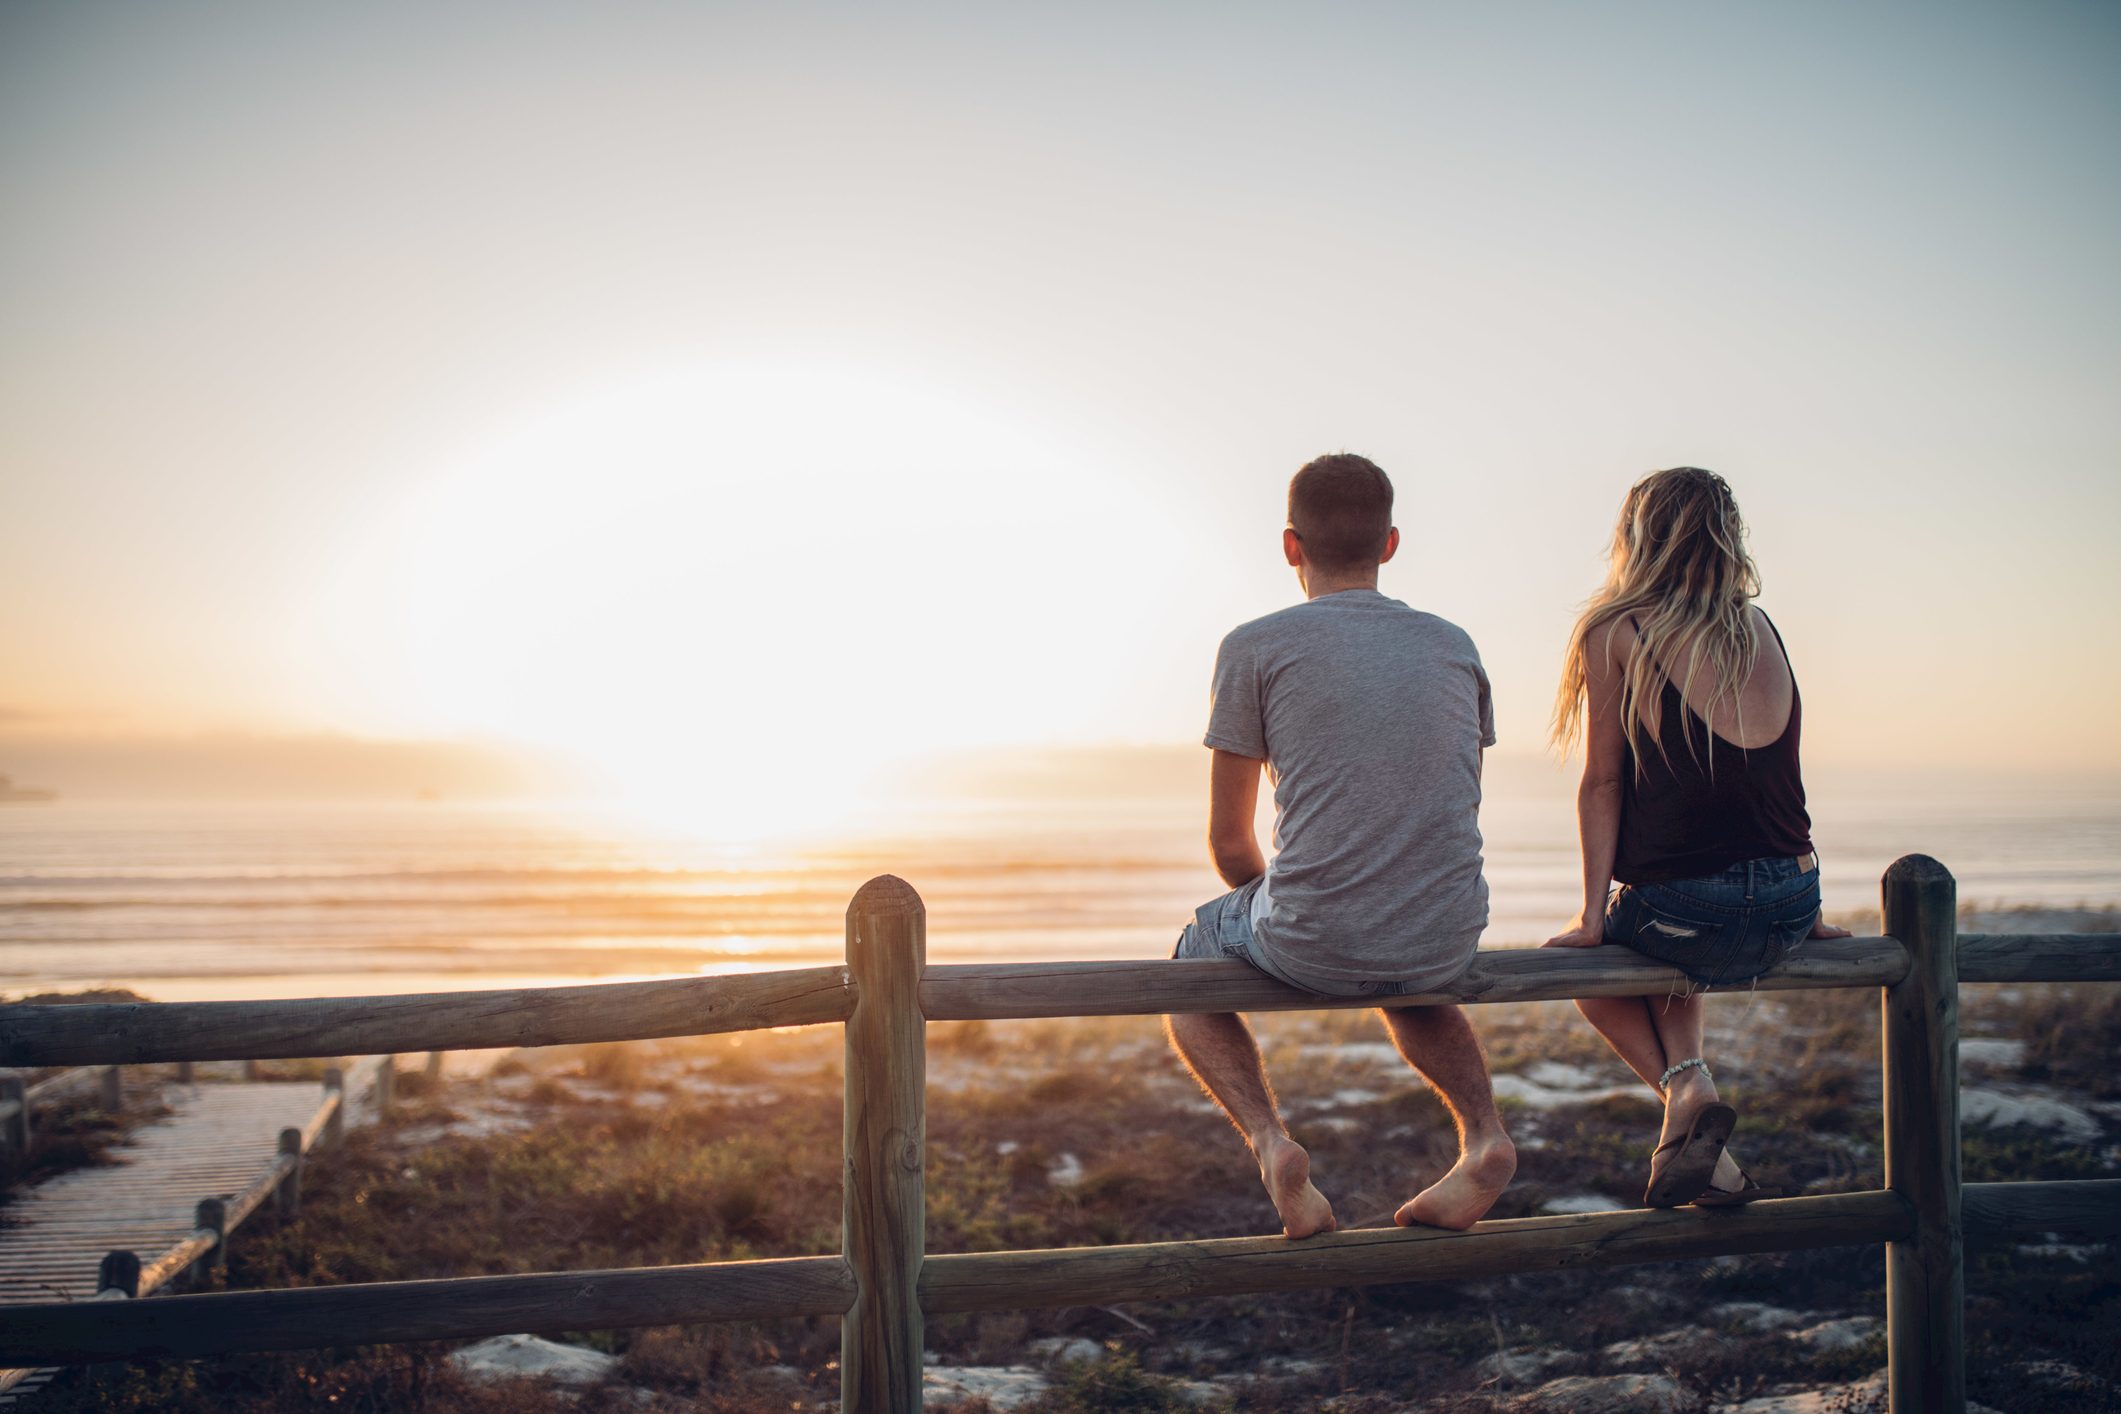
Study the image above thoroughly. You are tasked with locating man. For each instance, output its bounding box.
[1165,453,1516,1238]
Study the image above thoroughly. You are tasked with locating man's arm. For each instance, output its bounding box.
[1208,748,1267,888]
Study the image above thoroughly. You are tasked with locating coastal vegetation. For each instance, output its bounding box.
[19,976,2117,1412]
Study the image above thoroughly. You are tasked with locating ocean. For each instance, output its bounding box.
[5,759,2118,1002]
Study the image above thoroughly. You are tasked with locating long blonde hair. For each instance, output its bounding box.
[1551,467,1762,764]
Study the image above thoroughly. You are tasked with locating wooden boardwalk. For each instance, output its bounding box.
[0,1067,376,1403]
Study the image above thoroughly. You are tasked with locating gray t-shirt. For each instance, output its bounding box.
[1205,589,1495,993]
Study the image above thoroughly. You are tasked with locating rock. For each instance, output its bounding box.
[447,1334,618,1389]
[1961,1086,2102,1142]
[1027,1336,1104,1366]
[1493,1074,1654,1110]
[2015,1358,2113,1394]
[1472,1348,1576,1385]
[1048,1152,1085,1186]
[922,1364,1051,1409]
[1957,1038,2026,1069]
[1602,1328,1721,1370]
[1541,1193,1625,1215]
[1707,1302,1807,1333]
[1523,1061,1613,1090]
[1711,1371,1885,1414]
[1710,1369,2004,1414]
[1510,1372,1690,1412]
[1784,1315,1881,1354]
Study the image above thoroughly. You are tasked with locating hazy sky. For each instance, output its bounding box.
[6,1,2119,803]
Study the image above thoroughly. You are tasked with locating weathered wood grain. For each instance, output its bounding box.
[1963,1179,2121,1244]
[920,1191,1912,1312]
[0,1257,858,1365]
[0,968,854,1067]
[841,876,925,1414]
[1881,854,1964,1414]
[920,936,1910,1021]
[1957,933,2121,983]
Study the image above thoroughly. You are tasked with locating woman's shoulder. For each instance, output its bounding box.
[1584,609,1642,676]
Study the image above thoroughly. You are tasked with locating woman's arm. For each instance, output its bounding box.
[1207,748,1268,889]
[1547,620,1630,948]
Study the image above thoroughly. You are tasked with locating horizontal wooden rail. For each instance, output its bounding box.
[0,967,854,1068]
[1956,933,2121,983]
[0,1193,1914,1366]
[1962,1179,2121,1244]
[922,936,1910,1020]
[921,1190,1912,1311]
[0,1256,857,1366]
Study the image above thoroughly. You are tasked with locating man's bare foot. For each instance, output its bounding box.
[1253,1133,1336,1239]
[1394,1138,1516,1230]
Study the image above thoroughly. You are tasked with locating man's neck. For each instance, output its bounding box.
[1301,572,1379,600]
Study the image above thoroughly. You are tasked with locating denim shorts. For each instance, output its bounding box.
[1173,877,1424,998]
[1605,856,1822,988]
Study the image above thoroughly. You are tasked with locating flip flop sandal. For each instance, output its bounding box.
[1691,1168,1786,1207]
[1643,1102,1737,1208]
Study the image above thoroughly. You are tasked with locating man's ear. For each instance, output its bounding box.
[1283,527,1304,567]
[1379,527,1400,565]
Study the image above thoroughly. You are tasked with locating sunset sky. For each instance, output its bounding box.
[5,1,2119,814]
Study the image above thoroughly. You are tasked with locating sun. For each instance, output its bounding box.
[349,359,1172,841]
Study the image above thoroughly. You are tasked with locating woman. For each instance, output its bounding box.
[1544,467,1848,1208]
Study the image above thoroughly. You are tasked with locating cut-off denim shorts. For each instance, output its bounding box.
[1173,876,1426,998]
[1604,855,1822,988]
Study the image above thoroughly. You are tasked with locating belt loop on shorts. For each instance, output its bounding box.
[1744,859,1756,903]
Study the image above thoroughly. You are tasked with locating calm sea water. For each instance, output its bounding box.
[5,763,2117,1002]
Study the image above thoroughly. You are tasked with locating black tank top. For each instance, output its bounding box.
[1612,613,1815,885]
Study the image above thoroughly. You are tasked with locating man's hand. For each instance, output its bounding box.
[1543,915,1605,949]
[1809,915,1852,939]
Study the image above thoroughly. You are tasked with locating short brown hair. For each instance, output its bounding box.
[1287,453,1393,571]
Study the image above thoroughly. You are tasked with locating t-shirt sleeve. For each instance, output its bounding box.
[1474,656,1498,749]
[1204,632,1268,759]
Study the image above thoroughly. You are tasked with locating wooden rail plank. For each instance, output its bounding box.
[920,1191,1913,1312]
[1963,1180,2121,1244]
[0,1257,857,1365]
[0,968,855,1068]
[1957,934,2121,983]
[921,937,1909,1020]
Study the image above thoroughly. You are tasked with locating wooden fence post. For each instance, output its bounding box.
[425,1051,445,1083]
[277,1126,304,1217]
[100,1064,123,1112]
[196,1197,228,1278]
[0,1071,27,1150]
[98,1250,141,1299]
[1881,854,1964,1414]
[842,876,926,1413]
[377,1055,396,1116]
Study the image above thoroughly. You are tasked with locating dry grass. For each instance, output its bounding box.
[17,983,2121,1412]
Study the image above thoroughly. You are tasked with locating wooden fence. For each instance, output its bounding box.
[0,853,2115,1413]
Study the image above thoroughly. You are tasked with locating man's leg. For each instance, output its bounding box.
[1577,994,1742,1191]
[1165,1012,1337,1239]
[1377,1004,1517,1229]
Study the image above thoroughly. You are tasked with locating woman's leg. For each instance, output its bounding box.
[1575,993,1743,1190]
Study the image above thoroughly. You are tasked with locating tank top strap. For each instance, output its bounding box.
[1756,608,1797,692]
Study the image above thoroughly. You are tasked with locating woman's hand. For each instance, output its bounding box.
[1809,915,1852,940]
[1544,915,1606,949]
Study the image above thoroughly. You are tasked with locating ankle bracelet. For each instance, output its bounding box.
[1658,1057,1711,1093]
